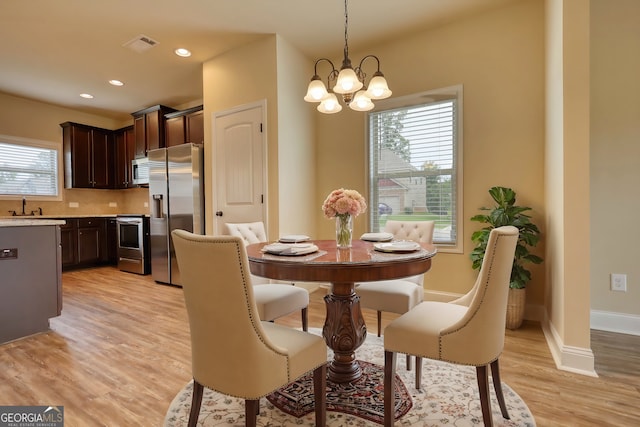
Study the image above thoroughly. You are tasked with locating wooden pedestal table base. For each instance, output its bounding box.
[322,282,367,383]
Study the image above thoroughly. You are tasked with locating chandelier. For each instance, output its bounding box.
[304,0,392,114]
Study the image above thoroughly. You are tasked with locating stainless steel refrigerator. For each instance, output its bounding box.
[148,143,204,286]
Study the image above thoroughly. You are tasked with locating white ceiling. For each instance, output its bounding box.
[0,0,516,122]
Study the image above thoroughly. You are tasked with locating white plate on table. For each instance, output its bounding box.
[360,232,394,242]
[262,242,318,256]
[278,235,311,243]
[373,241,421,253]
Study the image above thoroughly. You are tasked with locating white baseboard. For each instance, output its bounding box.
[590,309,640,336]
[541,314,597,377]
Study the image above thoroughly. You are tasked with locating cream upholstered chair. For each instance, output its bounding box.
[357,220,435,338]
[383,226,519,427]
[171,230,327,427]
[226,222,309,331]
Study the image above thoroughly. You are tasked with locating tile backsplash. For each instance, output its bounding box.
[0,187,150,217]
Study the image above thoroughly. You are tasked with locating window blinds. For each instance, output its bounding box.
[369,100,457,245]
[0,141,59,196]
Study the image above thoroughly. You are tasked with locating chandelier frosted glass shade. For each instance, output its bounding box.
[304,77,329,102]
[349,90,374,111]
[333,67,364,94]
[365,74,392,100]
[317,93,343,114]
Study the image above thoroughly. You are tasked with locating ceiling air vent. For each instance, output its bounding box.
[122,34,159,53]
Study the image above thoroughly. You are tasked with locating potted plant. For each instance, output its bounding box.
[470,186,543,329]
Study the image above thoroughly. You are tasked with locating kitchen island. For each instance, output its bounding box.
[0,219,65,344]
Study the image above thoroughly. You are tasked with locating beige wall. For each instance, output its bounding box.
[202,36,317,239]
[315,0,546,301]
[0,91,149,216]
[545,0,567,338]
[544,0,594,374]
[202,36,279,237]
[274,35,316,237]
[590,0,640,318]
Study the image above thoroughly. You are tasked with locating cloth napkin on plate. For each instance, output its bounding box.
[360,232,394,242]
[278,235,311,243]
[261,243,319,256]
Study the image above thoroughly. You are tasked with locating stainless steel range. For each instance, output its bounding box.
[116,214,150,275]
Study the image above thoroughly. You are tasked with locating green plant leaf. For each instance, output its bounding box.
[471,229,490,244]
[470,186,543,288]
[470,214,490,222]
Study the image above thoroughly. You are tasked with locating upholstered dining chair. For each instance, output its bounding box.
[356,220,435,371]
[357,220,435,337]
[171,230,327,427]
[382,226,519,427]
[226,222,309,331]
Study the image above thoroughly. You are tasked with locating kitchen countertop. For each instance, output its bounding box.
[0,214,149,219]
[0,219,66,227]
[0,214,149,226]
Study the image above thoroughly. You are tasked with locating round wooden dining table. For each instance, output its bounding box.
[246,239,436,383]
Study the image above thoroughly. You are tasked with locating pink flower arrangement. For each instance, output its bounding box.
[322,188,367,219]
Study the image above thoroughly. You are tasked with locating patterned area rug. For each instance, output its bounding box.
[164,330,536,426]
[266,359,412,423]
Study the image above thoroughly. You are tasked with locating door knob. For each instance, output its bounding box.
[215,211,223,217]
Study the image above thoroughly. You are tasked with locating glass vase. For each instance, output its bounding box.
[335,214,353,248]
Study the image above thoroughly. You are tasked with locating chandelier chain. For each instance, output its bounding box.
[343,0,349,60]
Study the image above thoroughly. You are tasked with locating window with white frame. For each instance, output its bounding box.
[367,85,463,251]
[0,135,61,198]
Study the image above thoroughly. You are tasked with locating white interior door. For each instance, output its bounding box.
[213,104,265,234]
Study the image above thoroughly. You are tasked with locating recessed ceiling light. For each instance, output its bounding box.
[109,79,124,86]
[79,93,94,99]
[175,48,191,58]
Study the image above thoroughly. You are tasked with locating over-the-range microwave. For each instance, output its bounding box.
[132,157,149,186]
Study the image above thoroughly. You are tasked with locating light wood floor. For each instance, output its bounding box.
[0,266,638,426]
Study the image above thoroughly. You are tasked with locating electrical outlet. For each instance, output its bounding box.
[69,202,79,208]
[144,202,149,207]
[611,273,627,292]
[108,202,117,207]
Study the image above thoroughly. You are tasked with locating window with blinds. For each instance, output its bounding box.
[0,136,60,197]
[367,86,463,250]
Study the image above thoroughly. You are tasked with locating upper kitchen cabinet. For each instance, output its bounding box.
[132,105,176,158]
[114,125,135,188]
[61,122,114,189]
[165,106,204,147]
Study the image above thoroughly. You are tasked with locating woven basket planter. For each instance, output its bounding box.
[506,287,526,330]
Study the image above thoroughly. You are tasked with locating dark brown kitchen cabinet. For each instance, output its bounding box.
[132,105,176,158]
[133,115,146,158]
[61,122,114,189]
[165,105,204,147]
[186,108,204,144]
[106,218,118,264]
[59,217,114,270]
[165,115,186,147]
[77,218,101,265]
[114,125,135,188]
[59,220,78,268]
[90,128,113,188]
